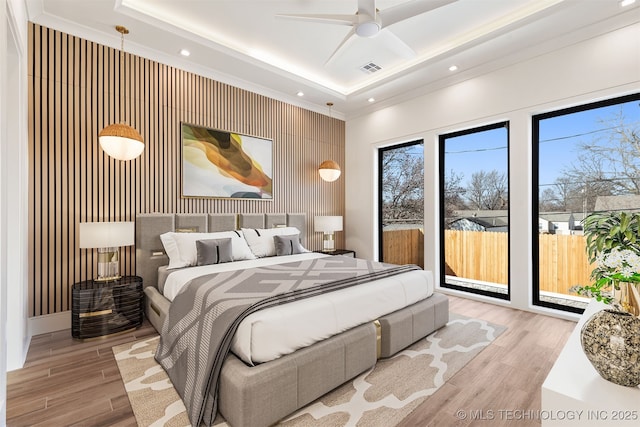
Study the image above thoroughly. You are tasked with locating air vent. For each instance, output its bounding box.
[360,62,382,74]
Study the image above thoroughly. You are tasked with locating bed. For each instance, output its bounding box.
[136,212,449,427]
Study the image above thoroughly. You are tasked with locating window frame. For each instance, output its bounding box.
[531,92,640,314]
[377,139,424,262]
[438,121,511,300]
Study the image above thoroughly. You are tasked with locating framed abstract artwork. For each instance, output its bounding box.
[181,123,273,199]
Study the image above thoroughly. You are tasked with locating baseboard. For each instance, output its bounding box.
[28,310,70,336]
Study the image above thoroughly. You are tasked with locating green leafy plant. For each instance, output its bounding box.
[570,211,640,305]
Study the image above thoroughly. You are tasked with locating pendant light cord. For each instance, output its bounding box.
[119,30,125,124]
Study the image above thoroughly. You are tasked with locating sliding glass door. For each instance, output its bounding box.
[439,122,510,299]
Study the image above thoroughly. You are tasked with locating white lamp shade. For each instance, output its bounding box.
[314,216,343,233]
[99,135,145,161]
[318,160,341,182]
[79,222,135,248]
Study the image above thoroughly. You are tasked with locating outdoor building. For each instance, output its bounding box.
[448,210,508,232]
[538,212,586,235]
[594,195,640,213]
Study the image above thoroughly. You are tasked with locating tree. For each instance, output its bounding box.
[556,109,640,209]
[381,145,424,222]
[539,187,563,212]
[465,170,508,210]
[539,176,583,213]
[553,176,579,212]
[443,169,466,220]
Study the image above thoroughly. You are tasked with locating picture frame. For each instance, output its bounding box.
[181,122,273,199]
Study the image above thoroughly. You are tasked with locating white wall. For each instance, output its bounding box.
[0,0,29,416]
[4,0,29,372]
[1,2,29,423]
[345,22,640,318]
[0,0,7,421]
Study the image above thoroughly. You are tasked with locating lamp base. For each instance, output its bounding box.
[96,247,121,282]
[323,233,336,252]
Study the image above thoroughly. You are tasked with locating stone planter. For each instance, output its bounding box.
[580,309,640,387]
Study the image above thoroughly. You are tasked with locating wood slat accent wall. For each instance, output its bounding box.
[28,23,345,317]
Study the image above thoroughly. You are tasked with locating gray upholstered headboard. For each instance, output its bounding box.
[135,213,307,290]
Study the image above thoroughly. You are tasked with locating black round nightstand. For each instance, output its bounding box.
[315,249,356,257]
[71,275,144,339]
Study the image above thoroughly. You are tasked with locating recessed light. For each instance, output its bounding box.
[297,91,304,97]
[620,0,636,7]
[368,97,375,103]
[180,49,190,57]
[449,65,458,72]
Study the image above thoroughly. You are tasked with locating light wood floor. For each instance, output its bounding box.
[6,321,157,426]
[7,296,576,426]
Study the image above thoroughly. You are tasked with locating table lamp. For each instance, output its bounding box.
[314,216,343,252]
[79,221,135,281]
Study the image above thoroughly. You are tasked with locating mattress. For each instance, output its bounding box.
[162,253,434,365]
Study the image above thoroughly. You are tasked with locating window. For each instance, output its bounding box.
[439,122,510,299]
[533,93,640,313]
[378,141,424,266]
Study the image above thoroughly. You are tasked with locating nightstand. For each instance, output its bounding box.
[71,275,144,339]
[316,249,356,257]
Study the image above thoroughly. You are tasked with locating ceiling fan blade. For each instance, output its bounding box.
[276,13,358,27]
[357,0,377,19]
[324,27,357,66]
[378,0,457,27]
[378,28,417,59]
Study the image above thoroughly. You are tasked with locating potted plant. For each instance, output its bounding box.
[570,211,640,315]
[571,211,640,388]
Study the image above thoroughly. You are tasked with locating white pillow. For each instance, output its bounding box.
[160,230,255,269]
[241,227,307,258]
[160,232,183,269]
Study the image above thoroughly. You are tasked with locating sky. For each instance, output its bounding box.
[443,126,507,186]
[443,97,640,190]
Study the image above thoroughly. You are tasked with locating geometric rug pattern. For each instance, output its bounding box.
[113,314,505,427]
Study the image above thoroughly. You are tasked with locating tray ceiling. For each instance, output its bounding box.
[26,0,639,118]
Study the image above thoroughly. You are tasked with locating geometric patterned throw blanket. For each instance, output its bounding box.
[154,255,421,426]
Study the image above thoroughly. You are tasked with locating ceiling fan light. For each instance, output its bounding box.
[356,21,380,37]
[99,123,144,160]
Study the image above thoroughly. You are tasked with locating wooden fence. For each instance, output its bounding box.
[383,228,593,295]
[383,228,424,268]
[537,233,593,295]
[443,230,510,285]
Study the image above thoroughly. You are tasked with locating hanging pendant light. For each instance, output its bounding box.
[99,25,144,161]
[319,159,341,182]
[318,102,341,182]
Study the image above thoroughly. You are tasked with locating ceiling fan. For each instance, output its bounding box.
[277,0,458,65]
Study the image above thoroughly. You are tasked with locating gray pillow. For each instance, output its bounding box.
[274,234,305,256]
[196,238,233,266]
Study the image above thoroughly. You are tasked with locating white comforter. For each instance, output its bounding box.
[163,253,434,365]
